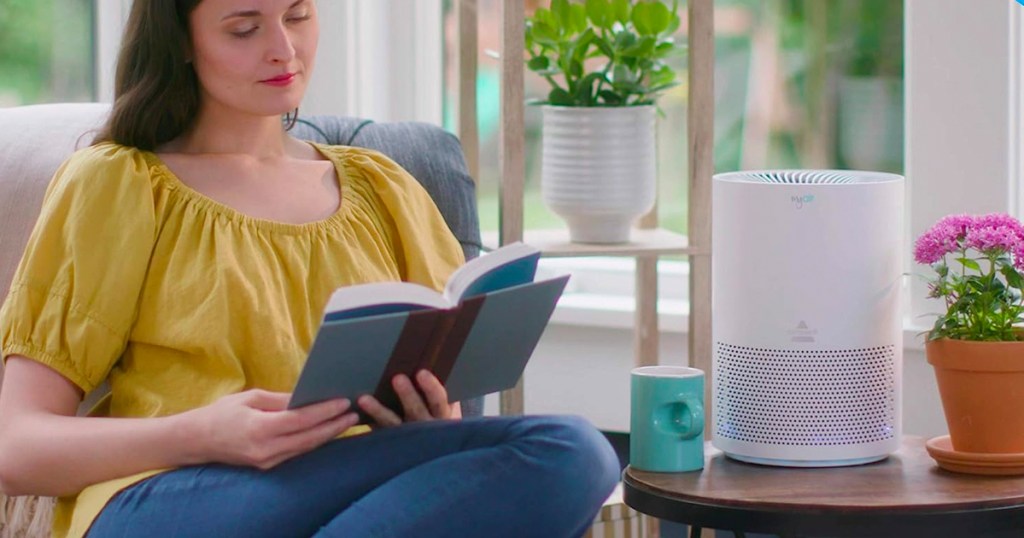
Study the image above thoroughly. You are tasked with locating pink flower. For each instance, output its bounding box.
[966,226,1022,254]
[935,214,975,238]
[914,221,966,264]
[1016,243,1024,272]
[974,213,1024,238]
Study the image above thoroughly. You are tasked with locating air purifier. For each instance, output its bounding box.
[712,170,904,467]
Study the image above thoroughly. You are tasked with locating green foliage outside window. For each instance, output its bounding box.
[0,0,94,106]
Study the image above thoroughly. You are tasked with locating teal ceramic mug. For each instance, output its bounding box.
[630,366,705,472]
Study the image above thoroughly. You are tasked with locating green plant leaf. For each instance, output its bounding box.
[535,8,556,30]
[647,81,681,93]
[621,36,656,58]
[551,0,572,33]
[531,21,559,47]
[526,0,681,109]
[585,0,611,30]
[598,89,624,105]
[548,87,574,106]
[957,257,982,272]
[613,29,637,51]
[527,55,551,71]
[570,3,588,34]
[568,58,584,78]
[573,27,597,63]
[661,12,681,37]
[574,72,603,105]
[646,0,673,35]
[1003,265,1024,289]
[631,2,654,36]
[612,64,635,85]
[594,35,615,57]
[611,0,630,25]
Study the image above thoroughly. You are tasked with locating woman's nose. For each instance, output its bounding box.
[264,23,296,64]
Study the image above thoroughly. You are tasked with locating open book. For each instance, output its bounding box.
[289,242,569,423]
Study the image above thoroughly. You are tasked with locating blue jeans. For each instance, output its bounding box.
[87,415,620,538]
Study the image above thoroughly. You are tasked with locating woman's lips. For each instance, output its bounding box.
[261,73,296,87]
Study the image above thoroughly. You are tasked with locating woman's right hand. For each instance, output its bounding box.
[182,389,358,470]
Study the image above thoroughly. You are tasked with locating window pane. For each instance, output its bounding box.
[441,0,906,236]
[0,0,96,106]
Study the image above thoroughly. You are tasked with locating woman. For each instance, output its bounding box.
[0,1,620,536]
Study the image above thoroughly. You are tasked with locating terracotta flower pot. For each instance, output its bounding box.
[926,337,1024,453]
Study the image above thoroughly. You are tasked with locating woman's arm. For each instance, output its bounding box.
[0,357,359,498]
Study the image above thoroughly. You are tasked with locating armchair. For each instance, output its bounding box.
[0,103,483,537]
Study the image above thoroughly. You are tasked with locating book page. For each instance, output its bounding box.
[443,242,540,303]
[323,282,450,321]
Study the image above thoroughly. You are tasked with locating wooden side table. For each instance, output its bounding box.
[623,436,1024,537]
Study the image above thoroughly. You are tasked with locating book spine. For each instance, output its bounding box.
[427,296,485,386]
[370,309,440,417]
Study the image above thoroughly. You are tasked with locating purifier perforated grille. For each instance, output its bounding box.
[746,171,856,184]
[715,343,897,446]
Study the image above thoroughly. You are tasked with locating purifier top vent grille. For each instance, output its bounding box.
[714,343,897,447]
[714,170,902,185]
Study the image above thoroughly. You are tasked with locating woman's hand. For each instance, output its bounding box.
[357,370,462,427]
[183,389,359,470]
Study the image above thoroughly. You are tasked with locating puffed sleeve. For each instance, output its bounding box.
[340,147,465,292]
[0,143,157,393]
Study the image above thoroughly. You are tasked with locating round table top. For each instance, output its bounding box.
[623,436,1024,537]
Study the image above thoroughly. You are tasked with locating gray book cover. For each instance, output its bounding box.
[289,275,569,414]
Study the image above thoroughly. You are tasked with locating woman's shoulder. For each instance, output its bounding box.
[45,142,157,206]
[312,143,418,191]
[63,141,149,169]
[312,143,394,170]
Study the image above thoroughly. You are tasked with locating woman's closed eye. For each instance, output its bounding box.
[232,26,258,38]
[229,14,311,39]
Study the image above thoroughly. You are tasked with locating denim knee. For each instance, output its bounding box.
[522,415,621,499]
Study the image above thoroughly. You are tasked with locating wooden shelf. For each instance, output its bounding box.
[482,228,703,258]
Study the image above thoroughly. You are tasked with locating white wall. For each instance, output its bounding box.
[905,0,1022,321]
[302,0,443,124]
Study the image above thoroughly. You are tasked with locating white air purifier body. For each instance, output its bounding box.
[712,170,904,467]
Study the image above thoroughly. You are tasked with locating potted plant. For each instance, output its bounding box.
[525,0,682,243]
[915,213,1024,454]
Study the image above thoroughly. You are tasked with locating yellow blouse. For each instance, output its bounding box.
[0,142,464,538]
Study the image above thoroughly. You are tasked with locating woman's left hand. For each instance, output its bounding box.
[358,369,462,426]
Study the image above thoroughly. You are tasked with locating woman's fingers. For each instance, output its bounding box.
[261,398,352,435]
[393,374,433,421]
[353,371,453,428]
[414,370,451,419]
[239,389,292,412]
[259,411,360,469]
[357,395,403,427]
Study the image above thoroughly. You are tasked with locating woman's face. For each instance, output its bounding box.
[188,0,319,118]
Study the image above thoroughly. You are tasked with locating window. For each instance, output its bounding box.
[0,0,96,106]
[442,0,905,238]
[439,0,906,329]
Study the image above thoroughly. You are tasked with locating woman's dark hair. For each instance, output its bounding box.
[93,0,297,150]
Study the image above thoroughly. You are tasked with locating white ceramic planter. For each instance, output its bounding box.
[541,105,657,244]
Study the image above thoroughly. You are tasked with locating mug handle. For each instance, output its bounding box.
[676,395,704,440]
